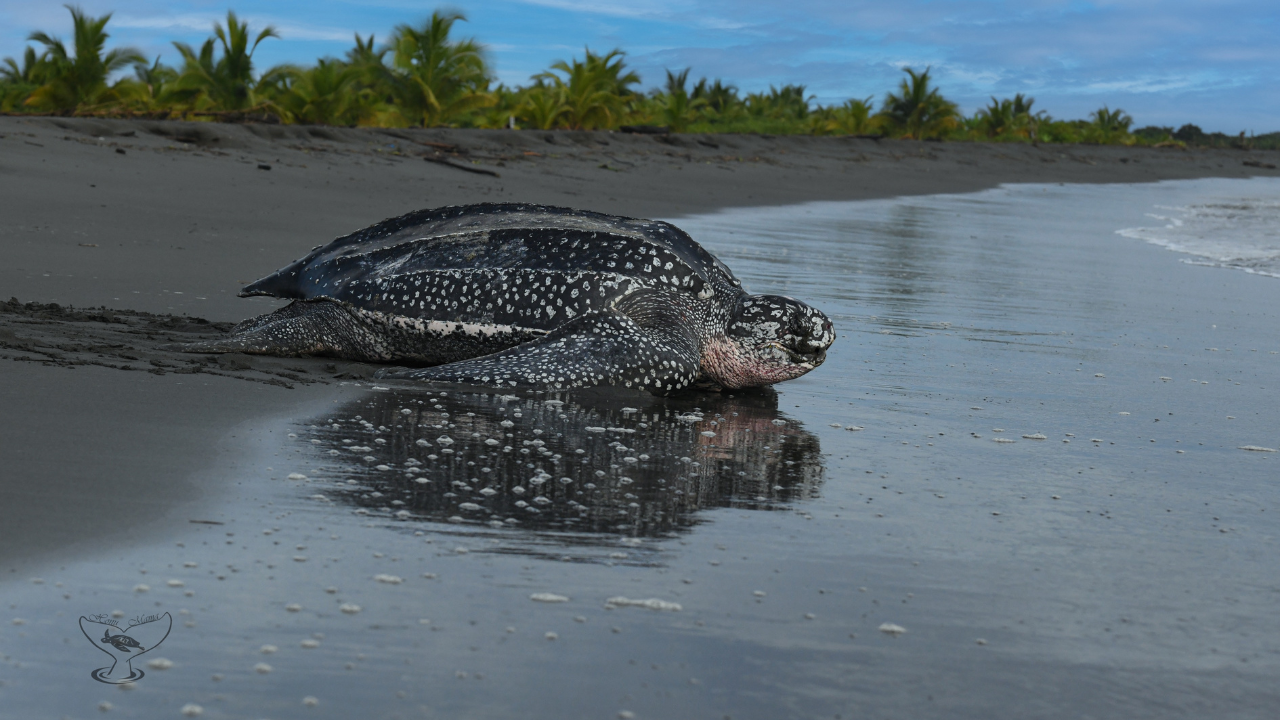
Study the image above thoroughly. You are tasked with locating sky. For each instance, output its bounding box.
[1,0,1276,133]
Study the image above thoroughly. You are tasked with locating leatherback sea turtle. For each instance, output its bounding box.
[184,203,834,393]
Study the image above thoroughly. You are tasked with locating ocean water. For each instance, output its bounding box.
[3,178,1279,719]
[1117,185,1280,278]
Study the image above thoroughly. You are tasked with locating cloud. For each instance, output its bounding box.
[112,13,352,42]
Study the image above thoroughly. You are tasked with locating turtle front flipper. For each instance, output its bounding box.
[375,297,701,395]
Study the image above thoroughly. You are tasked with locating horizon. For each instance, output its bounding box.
[1,0,1275,135]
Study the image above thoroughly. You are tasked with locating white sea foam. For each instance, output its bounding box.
[1118,198,1280,278]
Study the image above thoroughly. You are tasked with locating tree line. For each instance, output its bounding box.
[3,6,1274,149]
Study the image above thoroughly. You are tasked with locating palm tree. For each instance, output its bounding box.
[170,11,278,112]
[330,34,400,126]
[657,68,706,132]
[23,5,144,113]
[517,82,570,129]
[691,78,739,114]
[974,93,1042,140]
[346,33,385,70]
[381,11,493,127]
[810,97,877,135]
[113,56,178,114]
[268,59,363,125]
[1086,106,1133,143]
[1,46,48,85]
[744,84,811,120]
[879,67,959,139]
[536,48,639,130]
[1,47,49,111]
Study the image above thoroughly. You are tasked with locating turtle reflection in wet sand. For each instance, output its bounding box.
[302,387,823,538]
[181,204,835,394]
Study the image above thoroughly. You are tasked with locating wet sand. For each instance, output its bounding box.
[2,116,1279,718]
[6,115,1274,567]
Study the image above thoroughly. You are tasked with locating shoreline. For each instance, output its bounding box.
[3,115,1278,325]
[1,113,1278,573]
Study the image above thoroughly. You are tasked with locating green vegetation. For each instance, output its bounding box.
[3,5,1274,148]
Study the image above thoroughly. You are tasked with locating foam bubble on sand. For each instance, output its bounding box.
[1239,445,1277,452]
[605,597,682,611]
[339,603,361,614]
[146,658,174,670]
[878,622,907,636]
[180,704,203,717]
[531,593,570,603]
[375,574,403,584]
[1022,433,1047,440]
[993,438,1016,443]
[287,473,307,480]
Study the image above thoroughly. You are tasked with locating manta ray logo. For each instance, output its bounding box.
[79,612,172,684]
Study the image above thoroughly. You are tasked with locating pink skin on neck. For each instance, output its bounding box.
[699,336,822,389]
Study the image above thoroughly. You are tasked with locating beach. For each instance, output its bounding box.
[2,116,1278,718]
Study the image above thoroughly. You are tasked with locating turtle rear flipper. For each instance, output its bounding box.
[169,300,359,357]
[375,299,701,395]
[170,299,538,364]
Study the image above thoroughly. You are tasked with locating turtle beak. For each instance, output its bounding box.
[759,342,825,367]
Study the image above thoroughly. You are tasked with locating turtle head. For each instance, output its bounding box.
[705,295,834,389]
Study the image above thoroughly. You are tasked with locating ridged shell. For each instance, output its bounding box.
[241,203,741,332]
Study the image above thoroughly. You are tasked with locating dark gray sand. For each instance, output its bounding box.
[2,117,1279,718]
[2,115,1277,321]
